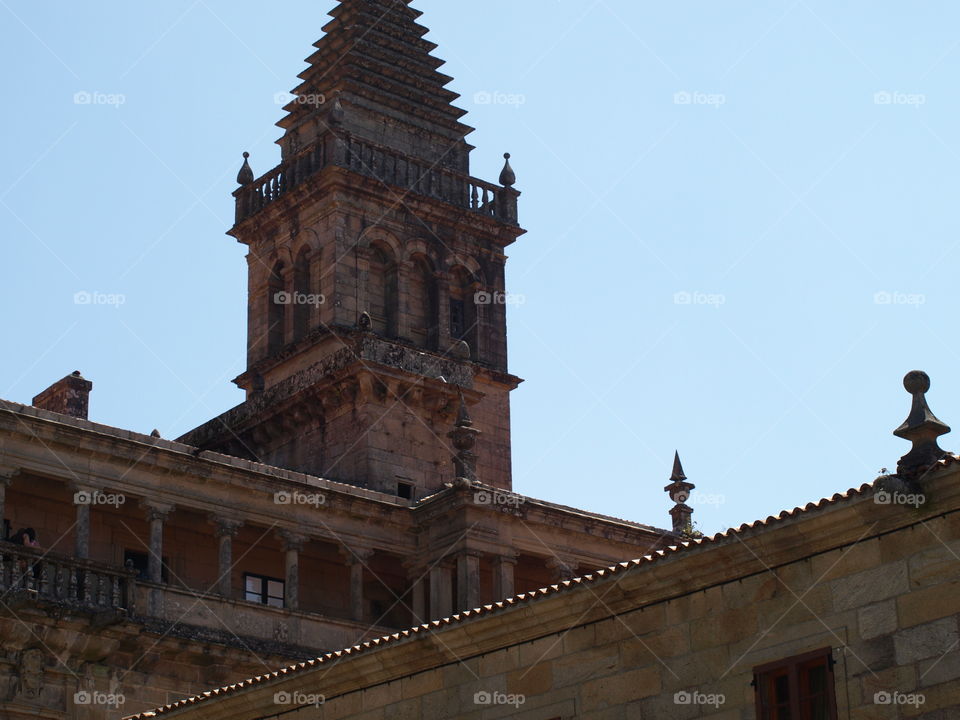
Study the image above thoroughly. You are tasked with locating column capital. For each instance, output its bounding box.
[210,516,243,538]
[545,555,578,580]
[69,479,99,493]
[278,529,308,552]
[0,466,20,484]
[339,545,375,564]
[495,552,519,566]
[143,501,174,522]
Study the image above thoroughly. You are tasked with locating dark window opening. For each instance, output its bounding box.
[755,647,838,720]
[244,572,285,608]
[124,550,169,582]
[450,299,466,339]
[397,481,414,500]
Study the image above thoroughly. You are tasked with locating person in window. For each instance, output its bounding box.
[13,527,42,585]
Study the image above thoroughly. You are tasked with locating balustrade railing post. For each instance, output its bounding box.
[38,561,50,596]
[496,186,520,225]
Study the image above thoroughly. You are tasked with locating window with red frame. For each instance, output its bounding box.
[754,647,838,720]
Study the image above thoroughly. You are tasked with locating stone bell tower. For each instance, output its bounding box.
[180,0,524,498]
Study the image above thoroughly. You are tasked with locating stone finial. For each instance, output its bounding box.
[664,451,696,534]
[894,370,951,476]
[499,153,516,187]
[451,339,470,360]
[236,152,254,185]
[448,391,480,481]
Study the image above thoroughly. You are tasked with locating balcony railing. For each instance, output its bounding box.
[234,132,519,226]
[0,542,137,613]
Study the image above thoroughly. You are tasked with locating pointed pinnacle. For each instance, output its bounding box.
[670,451,686,482]
[499,152,516,187]
[236,152,254,185]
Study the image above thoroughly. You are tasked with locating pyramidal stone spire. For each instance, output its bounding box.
[277,0,474,170]
[894,370,951,476]
[664,451,695,534]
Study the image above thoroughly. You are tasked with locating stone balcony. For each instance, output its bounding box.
[0,541,136,616]
[0,540,390,657]
[233,130,519,227]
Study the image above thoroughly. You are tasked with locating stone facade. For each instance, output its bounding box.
[0,395,671,719]
[124,459,960,719]
[0,3,685,716]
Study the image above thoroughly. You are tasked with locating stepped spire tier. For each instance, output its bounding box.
[277,0,474,171]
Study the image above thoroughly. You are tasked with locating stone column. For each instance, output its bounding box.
[340,547,374,622]
[493,554,517,600]
[144,503,173,583]
[402,561,427,624]
[212,517,243,598]
[411,575,427,624]
[279,531,307,610]
[429,562,453,619]
[437,271,451,349]
[546,556,578,582]
[0,469,18,540]
[73,484,98,559]
[456,551,481,611]
[143,502,173,616]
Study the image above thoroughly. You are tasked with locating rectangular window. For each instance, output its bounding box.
[450,298,465,339]
[397,480,414,500]
[755,647,838,720]
[244,572,285,608]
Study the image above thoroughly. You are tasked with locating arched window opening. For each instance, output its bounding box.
[449,266,477,356]
[267,262,286,355]
[368,244,398,337]
[408,255,438,350]
[293,248,312,342]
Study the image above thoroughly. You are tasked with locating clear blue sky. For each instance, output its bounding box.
[2,1,957,537]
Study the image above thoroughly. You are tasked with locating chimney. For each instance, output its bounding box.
[32,371,93,420]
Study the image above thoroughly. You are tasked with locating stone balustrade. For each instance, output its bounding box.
[0,542,137,613]
[233,132,518,226]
